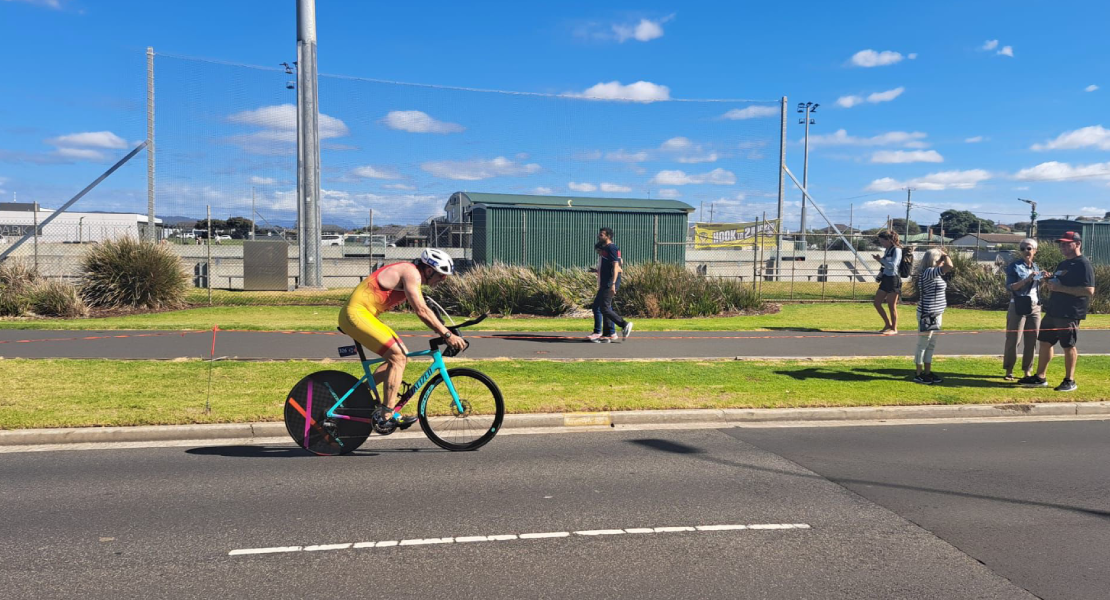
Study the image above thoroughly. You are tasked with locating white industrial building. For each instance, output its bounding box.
[0,203,161,244]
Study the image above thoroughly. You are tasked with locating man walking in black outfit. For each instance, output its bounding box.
[587,227,634,344]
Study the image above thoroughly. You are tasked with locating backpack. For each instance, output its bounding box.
[897,247,914,278]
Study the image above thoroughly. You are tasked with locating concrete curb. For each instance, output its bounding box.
[2,402,1109,447]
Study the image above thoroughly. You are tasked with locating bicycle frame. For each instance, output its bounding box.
[322,346,463,423]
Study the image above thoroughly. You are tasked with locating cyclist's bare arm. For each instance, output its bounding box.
[398,266,454,338]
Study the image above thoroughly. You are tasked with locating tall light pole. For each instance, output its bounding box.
[797,101,818,250]
[1018,198,1037,238]
[296,0,322,287]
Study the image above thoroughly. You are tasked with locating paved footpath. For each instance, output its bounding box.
[3,328,1107,360]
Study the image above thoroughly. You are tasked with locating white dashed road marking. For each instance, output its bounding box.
[228,523,811,556]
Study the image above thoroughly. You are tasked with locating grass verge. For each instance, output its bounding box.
[2,356,1107,429]
[4,303,1110,332]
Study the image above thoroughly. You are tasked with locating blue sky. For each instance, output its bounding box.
[2,0,1109,229]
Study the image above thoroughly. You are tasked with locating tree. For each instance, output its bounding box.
[224,216,254,239]
[929,210,996,239]
[193,219,227,238]
[890,218,921,236]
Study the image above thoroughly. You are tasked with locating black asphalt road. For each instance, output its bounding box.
[5,328,1108,360]
[4,420,1107,599]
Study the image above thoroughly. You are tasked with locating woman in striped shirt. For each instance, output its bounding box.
[913,248,954,384]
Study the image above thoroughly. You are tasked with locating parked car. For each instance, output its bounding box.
[215,234,232,241]
[321,234,343,246]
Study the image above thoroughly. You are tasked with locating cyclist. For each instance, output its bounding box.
[338,248,466,430]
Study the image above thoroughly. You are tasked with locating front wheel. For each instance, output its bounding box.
[418,368,505,451]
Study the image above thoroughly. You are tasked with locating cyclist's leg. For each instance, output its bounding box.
[338,304,406,399]
[378,340,409,411]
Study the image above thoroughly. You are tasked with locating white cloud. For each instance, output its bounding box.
[808,129,928,147]
[836,87,903,108]
[612,15,672,43]
[965,136,985,143]
[836,95,864,108]
[862,199,899,210]
[54,147,106,161]
[661,137,693,151]
[228,104,348,139]
[46,131,128,149]
[533,187,554,195]
[866,169,991,191]
[650,168,736,186]
[381,110,464,134]
[605,149,649,163]
[351,165,401,180]
[1014,161,1110,182]
[1086,84,1099,92]
[997,46,1014,57]
[1080,206,1108,215]
[6,0,62,8]
[228,104,349,154]
[908,53,918,60]
[569,182,597,192]
[249,176,275,185]
[677,152,718,164]
[421,156,541,181]
[871,150,944,164]
[721,105,779,120]
[383,183,416,191]
[868,87,904,103]
[657,189,680,199]
[849,49,904,67]
[600,182,632,193]
[1031,125,1110,151]
[982,40,999,51]
[568,81,670,102]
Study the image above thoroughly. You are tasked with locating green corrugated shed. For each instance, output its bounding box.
[1036,219,1110,265]
[456,192,693,268]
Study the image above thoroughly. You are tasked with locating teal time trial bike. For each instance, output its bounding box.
[283,313,504,455]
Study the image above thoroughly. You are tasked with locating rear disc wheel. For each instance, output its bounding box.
[284,370,373,456]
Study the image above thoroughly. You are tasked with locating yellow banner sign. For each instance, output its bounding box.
[694,220,779,249]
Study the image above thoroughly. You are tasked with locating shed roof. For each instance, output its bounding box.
[456,192,694,213]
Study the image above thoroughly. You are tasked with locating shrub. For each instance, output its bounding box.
[945,251,1009,309]
[80,237,188,309]
[617,263,762,318]
[0,260,39,316]
[27,279,89,318]
[425,261,762,318]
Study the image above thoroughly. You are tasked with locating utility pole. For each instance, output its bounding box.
[250,187,256,240]
[709,203,715,223]
[797,101,818,250]
[146,47,156,243]
[1018,198,1037,238]
[903,187,915,240]
[297,0,322,287]
[776,96,787,281]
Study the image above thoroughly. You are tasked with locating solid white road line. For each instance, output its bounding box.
[228,523,811,556]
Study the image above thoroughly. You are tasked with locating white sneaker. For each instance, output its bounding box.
[592,336,612,344]
[586,333,602,342]
[621,322,634,340]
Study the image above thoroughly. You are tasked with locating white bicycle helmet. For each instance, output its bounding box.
[419,248,454,276]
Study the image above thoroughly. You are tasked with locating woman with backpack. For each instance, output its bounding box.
[872,230,905,335]
[1002,238,1042,381]
[913,248,955,384]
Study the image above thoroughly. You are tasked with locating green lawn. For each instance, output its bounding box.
[3,302,1109,332]
[1,356,1107,429]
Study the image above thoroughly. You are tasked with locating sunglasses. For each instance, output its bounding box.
[1019,246,1034,251]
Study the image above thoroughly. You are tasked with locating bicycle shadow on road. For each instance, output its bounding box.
[185,445,378,458]
[185,445,449,458]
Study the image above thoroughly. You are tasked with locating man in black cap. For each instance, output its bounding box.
[1022,231,1096,391]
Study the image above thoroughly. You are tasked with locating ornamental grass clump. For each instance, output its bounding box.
[80,237,188,309]
[27,279,88,318]
[0,260,38,316]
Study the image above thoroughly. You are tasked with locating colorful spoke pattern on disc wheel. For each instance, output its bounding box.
[284,370,373,456]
